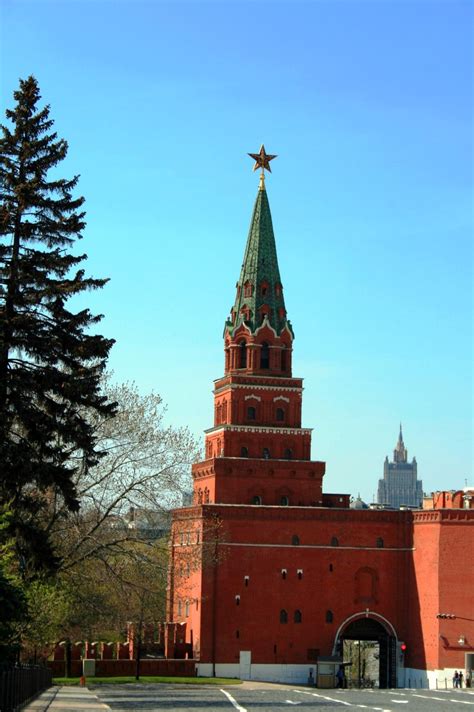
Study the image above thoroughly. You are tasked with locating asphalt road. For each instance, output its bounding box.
[93,682,474,712]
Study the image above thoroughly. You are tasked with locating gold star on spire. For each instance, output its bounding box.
[248,144,277,173]
[248,145,277,189]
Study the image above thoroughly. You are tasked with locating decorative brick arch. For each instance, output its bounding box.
[354,566,379,605]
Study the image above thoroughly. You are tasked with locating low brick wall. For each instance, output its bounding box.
[48,658,197,677]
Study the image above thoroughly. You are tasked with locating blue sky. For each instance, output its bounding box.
[1,0,472,502]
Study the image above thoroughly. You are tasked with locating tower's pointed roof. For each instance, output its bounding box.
[225,182,293,338]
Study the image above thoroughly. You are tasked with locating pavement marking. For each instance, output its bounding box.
[391,701,408,704]
[221,688,248,712]
[412,694,474,705]
[285,701,301,705]
[294,690,390,711]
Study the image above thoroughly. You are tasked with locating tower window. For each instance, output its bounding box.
[247,406,256,420]
[280,495,289,506]
[276,408,285,422]
[331,537,339,547]
[239,340,247,368]
[244,576,249,587]
[297,569,303,580]
[244,281,253,297]
[263,448,270,459]
[284,448,293,460]
[252,495,262,505]
[376,537,384,548]
[236,630,240,639]
[294,610,302,623]
[281,569,287,579]
[280,609,288,624]
[326,610,333,623]
[241,446,249,457]
[292,535,300,546]
[261,342,270,369]
[235,595,240,605]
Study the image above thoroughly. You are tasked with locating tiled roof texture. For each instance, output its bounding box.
[226,185,292,337]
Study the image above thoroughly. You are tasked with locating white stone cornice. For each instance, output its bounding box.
[214,383,303,394]
[204,425,312,436]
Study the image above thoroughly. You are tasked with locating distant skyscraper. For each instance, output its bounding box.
[377,425,423,508]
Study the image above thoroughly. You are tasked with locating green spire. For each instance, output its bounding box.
[226,185,293,337]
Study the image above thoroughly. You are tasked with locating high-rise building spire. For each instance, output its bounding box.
[394,423,407,463]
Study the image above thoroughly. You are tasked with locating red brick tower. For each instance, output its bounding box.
[168,151,474,688]
[193,152,326,508]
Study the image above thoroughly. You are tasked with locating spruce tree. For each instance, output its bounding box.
[0,76,115,571]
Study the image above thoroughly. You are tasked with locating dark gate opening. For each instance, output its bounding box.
[339,617,397,689]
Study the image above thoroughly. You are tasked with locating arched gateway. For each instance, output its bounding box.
[334,613,398,689]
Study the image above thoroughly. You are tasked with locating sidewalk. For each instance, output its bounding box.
[22,685,111,711]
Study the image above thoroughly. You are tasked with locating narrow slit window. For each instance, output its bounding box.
[247,406,256,421]
[294,610,302,623]
[261,342,270,369]
[280,609,288,624]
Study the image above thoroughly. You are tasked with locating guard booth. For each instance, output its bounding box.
[317,655,342,688]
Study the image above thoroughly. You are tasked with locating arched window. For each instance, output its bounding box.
[252,495,262,505]
[280,495,289,506]
[331,537,339,547]
[281,347,287,372]
[244,281,253,297]
[284,448,293,460]
[197,489,203,504]
[263,448,270,459]
[239,340,247,368]
[326,610,333,623]
[222,401,227,422]
[241,446,249,457]
[261,342,270,369]
[247,406,256,421]
[276,408,285,422]
[292,535,300,546]
[280,609,288,623]
[376,537,384,548]
[294,610,302,623]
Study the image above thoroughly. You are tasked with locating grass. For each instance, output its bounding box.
[52,676,242,686]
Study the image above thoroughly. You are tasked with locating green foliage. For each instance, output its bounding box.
[0,507,26,661]
[19,579,74,661]
[0,76,115,573]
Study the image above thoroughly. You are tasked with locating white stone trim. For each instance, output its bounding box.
[196,662,316,684]
[244,395,261,402]
[273,396,290,403]
[204,425,312,435]
[225,542,413,552]
[214,383,303,394]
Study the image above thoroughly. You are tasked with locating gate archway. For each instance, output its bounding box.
[334,613,398,689]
